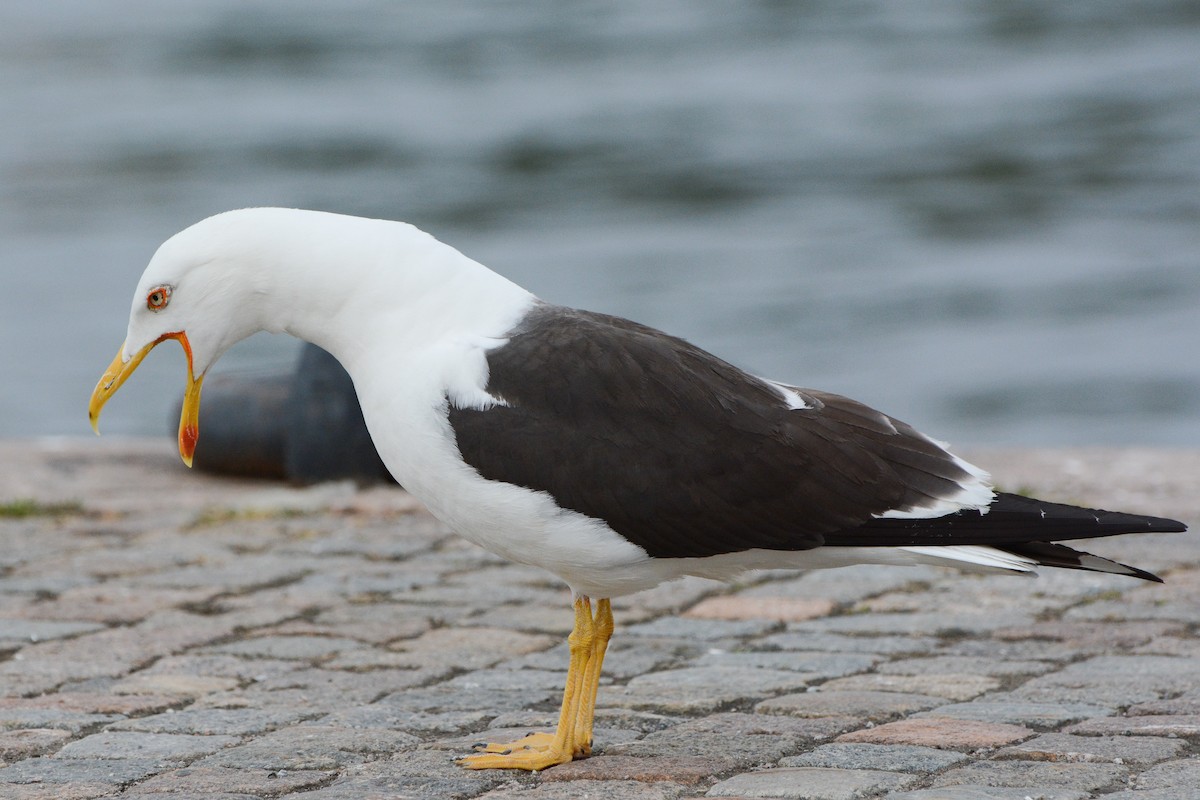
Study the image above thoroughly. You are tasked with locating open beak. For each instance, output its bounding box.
[88,332,205,467]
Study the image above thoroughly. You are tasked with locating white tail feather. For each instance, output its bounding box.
[900,544,1039,575]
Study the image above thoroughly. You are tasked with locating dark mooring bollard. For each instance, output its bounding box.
[176,344,392,485]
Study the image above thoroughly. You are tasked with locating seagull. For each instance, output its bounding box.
[89,208,1187,771]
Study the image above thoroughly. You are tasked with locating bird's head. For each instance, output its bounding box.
[88,212,269,466]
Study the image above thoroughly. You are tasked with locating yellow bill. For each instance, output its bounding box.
[88,332,204,467]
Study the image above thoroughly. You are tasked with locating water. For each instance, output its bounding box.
[2,1,1198,447]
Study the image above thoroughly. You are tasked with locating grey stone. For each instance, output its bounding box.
[287,751,508,799]
[445,668,568,692]
[199,635,365,660]
[1008,655,1200,707]
[0,709,120,734]
[782,742,967,772]
[482,778,690,799]
[56,731,239,761]
[1122,758,1200,791]
[0,619,106,643]
[758,690,942,721]
[0,757,163,785]
[764,632,940,655]
[994,732,1186,765]
[912,701,1114,727]
[611,713,857,768]
[318,705,495,736]
[786,611,1034,637]
[744,564,942,604]
[707,766,916,799]
[887,788,1090,800]
[877,655,1055,678]
[605,665,811,713]
[931,760,1127,791]
[109,708,313,736]
[203,725,419,770]
[623,616,781,641]
[696,650,881,678]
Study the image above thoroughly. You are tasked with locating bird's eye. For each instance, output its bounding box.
[146,286,171,312]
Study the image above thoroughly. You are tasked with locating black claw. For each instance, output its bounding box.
[471,742,487,750]
[498,748,512,756]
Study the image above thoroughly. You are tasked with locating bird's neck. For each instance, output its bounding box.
[250,212,535,374]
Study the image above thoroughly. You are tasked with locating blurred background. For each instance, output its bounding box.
[2,0,1198,447]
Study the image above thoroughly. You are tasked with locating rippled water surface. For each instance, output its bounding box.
[2,2,1198,445]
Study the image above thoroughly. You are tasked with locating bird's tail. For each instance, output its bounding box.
[845,492,1186,583]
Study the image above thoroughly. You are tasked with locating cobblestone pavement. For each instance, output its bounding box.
[1,439,1198,800]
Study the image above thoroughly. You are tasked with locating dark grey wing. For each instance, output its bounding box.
[447,304,980,559]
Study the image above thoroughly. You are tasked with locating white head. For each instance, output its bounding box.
[88,208,309,464]
[88,207,532,466]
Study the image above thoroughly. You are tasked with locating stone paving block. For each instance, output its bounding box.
[696,650,881,678]
[292,751,509,799]
[1007,655,1200,707]
[445,668,569,692]
[605,666,811,713]
[200,634,365,660]
[0,691,179,717]
[0,709,120,734]
[538,754,719,784]
[467,603,583,635]
[17,585,219,624]
[202,724,419,770]
[483,778,690,799]
[199,666,436,712]
[386,626,557,671]
[0,619,106,643]
[781,742,967,772]
[707,766,916,799]
[317,704,495,737]
[0,728,72,763]
[1100,789,1200,800]
[876,655,1055,678]
[993,620,1185,651]
[0,609,282,696]
[0,756,164,787]
[786,611,1034,637]
[264,603,433,644]
[8,785,158,800]
[837,718,1034,750]
[133,653,304,684]
[818,673,999,701]
[109,673,242,698]
[1128,693,1200,715]
[610,713,857,769]
[1063,714,1200,738]
[374,684,558,717]
[1120,757,1200,793]
[124,793,259,800]
[623,616,781,641]
[757,690,941,721]
[886,788,1090,800]
[123,765,335,796]
[912,701,1113,728]
[742,565,942,605]
[109,707,315,736]
[764,632,940,655]
[56,731,240,761]
[994,732,1186,765]
[930,760,1127,791]
[684,596,837,622]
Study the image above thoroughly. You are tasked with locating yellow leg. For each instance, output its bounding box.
[459,596,597,770]
[573,598,613,756]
